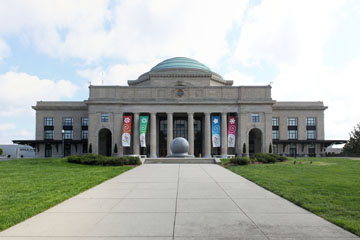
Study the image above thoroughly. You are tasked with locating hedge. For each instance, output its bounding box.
[230,157,250,165]
[67,154,141,166]
[224,153,287,165]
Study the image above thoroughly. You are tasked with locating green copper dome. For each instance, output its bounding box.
[151,57,211,72]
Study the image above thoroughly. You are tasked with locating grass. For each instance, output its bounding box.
[0,158,134,231]
[224,157,360,236]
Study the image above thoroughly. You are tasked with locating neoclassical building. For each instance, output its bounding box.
[15,57,340,158]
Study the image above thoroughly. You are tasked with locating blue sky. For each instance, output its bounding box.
[0,0,360,143]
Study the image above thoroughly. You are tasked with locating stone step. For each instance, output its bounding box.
[144,157,217,164]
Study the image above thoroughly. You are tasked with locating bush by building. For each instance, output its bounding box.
[67,154,141,166]
[230,157,250,165]
[224,153,287,165]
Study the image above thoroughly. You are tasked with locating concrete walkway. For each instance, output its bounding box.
[1,164,359,239]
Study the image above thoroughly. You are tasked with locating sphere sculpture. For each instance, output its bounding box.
[168,137,192,157]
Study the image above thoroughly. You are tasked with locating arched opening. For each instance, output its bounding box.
[98,128,112,156]
[249,128,262,156]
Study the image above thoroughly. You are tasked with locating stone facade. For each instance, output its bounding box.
[17,57,330,158]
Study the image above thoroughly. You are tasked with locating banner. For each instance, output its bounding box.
[211,116,221,147]
[122,115,132,147]
[139,115,149,147]
[228,116,237,148]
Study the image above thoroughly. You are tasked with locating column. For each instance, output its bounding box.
[221,112,228,158]
[133,112,140,155]
[114,112,123,156]
[188,112,194,156]
[167,112,173,156]
[235,112,241,156]
[204,112,211,158]
[150,112,157,158]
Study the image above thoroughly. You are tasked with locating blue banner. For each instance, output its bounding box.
[211,116,221,147]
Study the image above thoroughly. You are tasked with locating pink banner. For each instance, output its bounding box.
[228,116,236,148]
[122,115,132,147]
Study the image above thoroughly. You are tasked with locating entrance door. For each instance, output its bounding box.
[64,143,71,157]
[249,128,262,156]
[98,128,112,156]
[45,144,52,158]
[159,118,167,157]
[194,118,202,157]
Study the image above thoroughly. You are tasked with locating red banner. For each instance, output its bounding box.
[228,116,236,148]
[122,115,132,147]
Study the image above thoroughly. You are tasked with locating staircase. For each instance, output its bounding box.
[144,157,217,164]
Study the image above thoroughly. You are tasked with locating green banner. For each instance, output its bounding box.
[139,116,149,147]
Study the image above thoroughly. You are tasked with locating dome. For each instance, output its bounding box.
[150,57,211,72]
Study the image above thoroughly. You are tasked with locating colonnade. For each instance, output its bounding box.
[131,112,229,158]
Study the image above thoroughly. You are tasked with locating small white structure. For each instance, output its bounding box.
[0,144,35,159]
[325,143,345,155]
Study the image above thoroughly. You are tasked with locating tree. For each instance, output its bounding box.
[0,148,3,155]
[343,123,360,154]
[89,144,92,153]
[242,143,246,154]
[114,144,118,154]
[269,143,273,153]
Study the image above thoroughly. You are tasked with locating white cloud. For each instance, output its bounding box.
[0,38,10,61]
[77,61,159,86]
[0,127,32,144]
[0,0,249,65]
[223,70,257,86]
[235,0,345,66]
[0,71,78,116]
[0,123,16,131]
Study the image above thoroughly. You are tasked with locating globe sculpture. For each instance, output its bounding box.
[167,137,193,158]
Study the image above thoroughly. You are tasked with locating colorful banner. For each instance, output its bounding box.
[228,116,237,148]
[211,116,221,147]
[139,115,149,147]
[122,115,132,147]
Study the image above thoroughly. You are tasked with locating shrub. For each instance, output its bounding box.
[269,143,272,153]
[114,144,118,154]
[253,153,287,163]
[254,153,267,163]
[0,148,3,155]
[230,157,250,165]
[88,144,92,153]
[67,154,141,166]
[242,143,247,154]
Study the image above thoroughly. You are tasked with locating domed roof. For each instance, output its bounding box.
[150,57,211,72]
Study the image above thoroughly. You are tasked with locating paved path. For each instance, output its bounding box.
[1,164,359,239]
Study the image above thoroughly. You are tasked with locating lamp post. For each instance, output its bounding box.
[62,129,65,158]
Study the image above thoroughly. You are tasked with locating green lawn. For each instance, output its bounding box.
[224,158,360,236]
[0,158,134,231]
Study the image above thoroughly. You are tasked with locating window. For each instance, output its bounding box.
[63,130,73,139]
[44,130,54,139]
[272,130,279,140]
[307,130,316,140]
[252,113,260,122]
[82,117,88,126]
[63,117,73,126]
[101,113,109,122]
[44,117,54,126]
[82,130,88,140]
[306,117,316,126]
[273,143,279,154]
[288,117,298,126]
[272,117,279,126]
[288,130,298,139]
